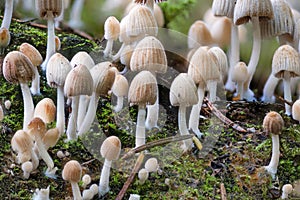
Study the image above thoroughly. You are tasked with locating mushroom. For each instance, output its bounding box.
[68,0,84,29]
[134,0,166,11]
[231,62,248,100]
[99,136,121,196]
[187,20,213,49]
[2,51,36,131]
[129,194,141,200]
[4,99,11,110]
[82,189,94,200]
[271,44,300,115]
[111,73,129,112]
[170,73,198,151]
[103,16,120,58]
[32,185,50,200]
[281,184,293,199]
[0,27,10,54]
[128,70,158,147]
[27,117,57,176]
[46,53,72,135]
[19,42,43,95]
[210,17,231,48]
[82,174,91,189]
[21,161,33,179]
[144,157,159,172]
[292,99,300,123]
[262,111,284,178]
[35,0,63,71]
[34,98,56,124]
[62,160,82,200]
[138,168,149,184]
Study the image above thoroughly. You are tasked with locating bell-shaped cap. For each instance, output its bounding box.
[62,160,82,183]
[231,62,248,83]
[42,128,60,149]
[263,111,284,135]
[70,51,95,70]
[212,0,236,18]
[34,98,56,124]
[208,46,228,80]
[104,16,120,41]
[210,17,232,48]
[112,74,129,97]
[19,43,43,67]
[27,117,47,140]
[35,0,63,19]
[100,136,121,161]
[187,20,213,49]
[11,130,34,153]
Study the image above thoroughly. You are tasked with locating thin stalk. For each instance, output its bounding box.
[42,12,55,71]
[145,94,159,130]
[283,71,292,115]
[1,0,14,29]
[103,39,114,57]
[56,86,65,136]
[178,105,192,150]
[30,66,40,95]
[77,95,89,128]
[66,96,79,141]
[99,159,112,197]
[264,134,280,179]
[135,105,146,148]
[113,96,124,112]
[261,74,278,103]
[71,182,82,200]
[20,83,34,131]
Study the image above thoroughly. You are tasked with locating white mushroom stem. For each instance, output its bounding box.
[78,93,99,137]
[145,95,159,130]
[1,0,14,29]
[112,43,125,62]
[135,105,146,148]
[68,0,84,28]
[30,148,39,170]
[77,95,89,129]
[188,86,204,137]
[42,12,56,71]
[113,96,124,112]
[35,137,55,173]
[264,134,280,179]
[30,67,41,95]
[243,17,261,101]
[283,71,292,115]
[99,159,112,197]
[20,83,34,131]
[66,96,79,141]
[178,105,192,150]
[261,74,278,103]
[71,181,82,200]
[103,39,114,58]
[225,21,240,92]
[56,86,65,136]
[207,80,217,103]
[236,80,244,100]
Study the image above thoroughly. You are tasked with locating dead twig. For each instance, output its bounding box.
[220,183,227,200]
[115,153,145,200]
[203,98,247,133]
[276,95,293,106]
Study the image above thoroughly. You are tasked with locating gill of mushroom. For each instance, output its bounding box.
[170,73,198,151]
[64,64,93,141]
[62,160,82,200]
[271,44,300,116]
[99,136,121,197]
[128,70,158,147]
[46,53,72,136]
[19,43,43,95]
[234,0,274,101]
[262,111,284,179]
[77,62,115,137]
[103,16,120,58]
[2,51,35,131]
[130,36,167,130]
[35,0,63,71]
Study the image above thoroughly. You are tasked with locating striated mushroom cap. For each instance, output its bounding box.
[46,53,72,88]
[19,43,43,67]
[169,73,198,107]
[272,44,300,78]
[231,62,248,83]
[112,74,129,97]
[263,111,284,135]
[70,51,95,70]
[62,160,82,183]
[130,36,167,74]
[187,20,213,49]
[128,70,158,106]
[234,0,274,25]
[120,44,135,67]
[212,0,236,18]
[100,136,121,161]
[208,46,229,80]
[64,64,94,97]
[35,0,63,19]
[27,117,47,140]
[104,16,120,41]
[3,51,35,84]
[11,130,34,154]
[34,98,56,124]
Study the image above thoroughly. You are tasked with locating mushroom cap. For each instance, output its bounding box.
[130,36,167,74]
[154,4,164,27]
[212,0,236,18]
[62,160,82,183]
[263,111,284,135]
[282,184,293,194]
[0,27,10,48]
[89,184,99,195]
[104,16,120,41]
[64,64,94,97]
[208,46,229,80]
[55,36,61,51]
[3,51,35,84]
[34,98,56,124]
[35,0,63,19]
[144,157,159,172]
[187,20,213,49]
[169,73,198,107]
[293,18,300,48]
[292,99,300,121]
[46,53,72,88]
[231,62,248,83]
[120,44,135,66]
[22,161,33,173]
[260,0,294,41]
[82,174,91,186]
[11,130,34,153]
[42,127,60,148]
[112,74,129,97]
[128,70,158,106]
[19,43,43,67]
[234,0,274,25]
[4,100,11,110]
[138,168,149,182]
[210,17,232,48]
[70,51,95,70]
[27,117,47,140]
[272,44,300,78]
[100,136,121,161]
[89,62,116,96]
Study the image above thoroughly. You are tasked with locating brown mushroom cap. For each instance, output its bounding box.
[34,98,56,124]
[19,43,43,67]
[35,0,63,19]
[3,51,35,84]
[11,130,34,153]
[0,27,11,49]
[42,127,60,149]
[27,117,47,140]
[128,70,158,106]
[187,20,213,49]
[100,136,121,161]
[212,0,236,18]
[263,111,284,135]
[62,160,82,183]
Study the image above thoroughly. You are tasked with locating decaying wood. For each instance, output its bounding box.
[220,183,227,200]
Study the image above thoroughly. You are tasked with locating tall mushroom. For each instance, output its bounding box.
[62,160,82,200]
[170,73,198,151]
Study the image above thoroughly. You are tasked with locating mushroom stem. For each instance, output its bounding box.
[237,80,244,100]
[42,12,55,71]
[112,43,125,62]
[207,80,217,103]
[283,71,292,115]
[178,105,192,150]
[113,96,124,112]
[30,66,41,95]
[188,86,204,137]
[99,159,112,197]
[243,16,261,101]
[56,86,65,136]
[1,0,14,29]
[77,95,89,129]
[35,137,55,172]
[103,39,114,58]
[30,148,39,170]
[261,74,278,103]
[68,0,84,28]
[145,95,159,130]
[66,96,79,141]
[135,105,146,148]
[71,181,82,200]
[20,83,34,131]
[264,134,280,178]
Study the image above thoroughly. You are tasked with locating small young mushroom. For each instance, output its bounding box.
[62,160,82,200]
[21,161,33,179]
[281,183,293,199]
[187,20,213,49]
[231,62,248,100]
[103,16,120,58]
[111,73,129,112]
[292,99,300,123]
[4,99,11,110]
[99,136,121,196]
[82,189,94,200]
[34,98,56,124]
[0,27,11,54]
[138,168,149,184]
[144,157,159,172]
[82,174,91,189]
[263,111,284,178]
